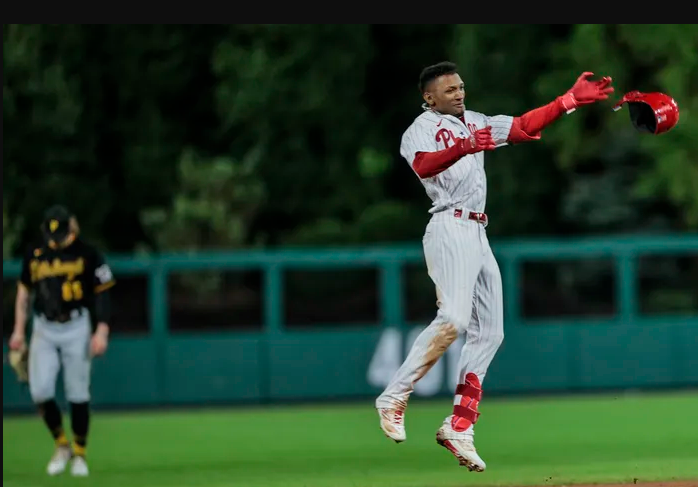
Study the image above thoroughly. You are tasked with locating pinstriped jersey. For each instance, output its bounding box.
[400,108,513,214]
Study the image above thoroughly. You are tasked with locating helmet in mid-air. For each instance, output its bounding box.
[612,91,679,135]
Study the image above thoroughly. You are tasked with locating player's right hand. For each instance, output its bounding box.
[459,126,496,155]
[8,331,26,351]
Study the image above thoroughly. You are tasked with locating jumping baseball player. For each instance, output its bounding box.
[375,62,614,472]
[8,204,116,477]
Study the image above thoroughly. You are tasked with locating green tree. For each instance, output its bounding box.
[140,148,266,252]
[139,148,266,298]
[3,204,23,260]
[450,25,570,237]
[4,24,696,261]
[3,24,91,249]
[535,24,698,230]
[211,26,372,240]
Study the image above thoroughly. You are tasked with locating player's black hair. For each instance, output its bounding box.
[419,61,458,93]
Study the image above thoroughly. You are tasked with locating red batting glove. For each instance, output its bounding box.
[559,72,615,113]
[595,75,613,91]
[457,126,496,155]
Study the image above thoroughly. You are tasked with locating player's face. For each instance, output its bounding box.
[424,74,466,117]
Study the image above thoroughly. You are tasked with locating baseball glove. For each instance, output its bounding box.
[8,344,29,383]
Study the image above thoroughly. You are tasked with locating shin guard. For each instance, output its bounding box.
[451,373,482,432]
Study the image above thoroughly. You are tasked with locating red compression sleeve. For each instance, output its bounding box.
[508,97,566,144]
[412,143,467,179]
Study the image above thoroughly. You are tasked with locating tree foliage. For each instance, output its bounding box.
[4,24,697,259]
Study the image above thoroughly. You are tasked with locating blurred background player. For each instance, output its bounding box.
[8,204,116,477]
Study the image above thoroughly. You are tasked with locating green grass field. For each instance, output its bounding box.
[3,391,698,487]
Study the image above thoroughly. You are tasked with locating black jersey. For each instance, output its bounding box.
[19,238,116,322]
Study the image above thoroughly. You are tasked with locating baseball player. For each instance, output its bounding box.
[375,62,614,472]
[8,204,116,477]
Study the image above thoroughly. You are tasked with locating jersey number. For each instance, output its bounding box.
[62,280,84,302]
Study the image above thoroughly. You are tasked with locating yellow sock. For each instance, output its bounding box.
[55,432,69,448]
[73,441,86,457]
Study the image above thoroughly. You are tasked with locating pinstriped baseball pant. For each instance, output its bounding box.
[376,211,504,413]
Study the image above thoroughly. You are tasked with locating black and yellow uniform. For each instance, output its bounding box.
[19,204,115,466]
[21,236,115,323]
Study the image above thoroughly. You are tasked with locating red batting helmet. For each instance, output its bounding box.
[612,91,679,135]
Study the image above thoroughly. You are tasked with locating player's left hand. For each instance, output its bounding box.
[90,331,109,357]
[595,75,613,91]
[560,72,614,112]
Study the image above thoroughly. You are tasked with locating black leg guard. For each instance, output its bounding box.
[37,399,65,441]
[70,402,90,455]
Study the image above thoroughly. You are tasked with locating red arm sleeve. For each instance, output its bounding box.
[412,142,467,179]
[507,97,566,144]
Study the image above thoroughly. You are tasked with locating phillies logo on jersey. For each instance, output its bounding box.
[436,123,478,149]
[436,128,456,149]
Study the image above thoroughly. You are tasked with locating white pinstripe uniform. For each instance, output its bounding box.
[376,106,512,428]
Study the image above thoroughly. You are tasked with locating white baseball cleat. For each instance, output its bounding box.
[436,417,486,472]
[377,407,406,443]
[46,445,72,475]
[70,455,89,477]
